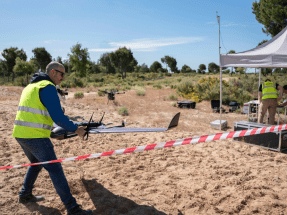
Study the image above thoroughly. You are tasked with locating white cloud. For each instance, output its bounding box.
[44,40,59,44]
[89,48,118,52]
[44,40,77,44]
[207,21,246,27]
[89,37,204,52]
[221,22,246,27]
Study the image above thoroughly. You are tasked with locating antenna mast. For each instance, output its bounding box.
[217,11,222,130]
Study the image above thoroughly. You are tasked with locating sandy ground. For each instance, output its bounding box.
[1,86,287,214]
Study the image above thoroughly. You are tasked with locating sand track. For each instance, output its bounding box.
[1,86,287,214]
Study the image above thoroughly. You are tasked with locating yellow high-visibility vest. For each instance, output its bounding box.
[12,80,55,138]
[262,81,277,99]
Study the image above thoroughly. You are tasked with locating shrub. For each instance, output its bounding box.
[118,106,128,116]
[74,91,84,99]
[93,82,104,87]
[172,102,177,107]
[180,92,200,103]
[167,93,178,101]
[136,81,145,86]
[105,86,118,91]
[94,77,104,82]
[153,83,162,89]
[61,80,71,88]
[14,77,26,87]
[176,80,194,96]
[170,84,177,89]
[121,85,132,91]
[71,78,84,88]
[136,90,146,96]
[97,90,105,96]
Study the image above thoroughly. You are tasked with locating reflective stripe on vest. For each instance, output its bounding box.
[18,106,51,117]
[262,82,277,99]
[14,120,52,130]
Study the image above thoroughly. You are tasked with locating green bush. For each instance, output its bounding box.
[172,102,177,107]
[153,83,162,89]
[136,81,145,86]
[121,85,132,91]
[167,93,178,101]
[170,84,177,89]
[93,82,104,87]
[74,91,84,99]
[176,81,194,96]
[97,90,105,96]
[71,78,84,88]
[136,90,146,96]
[106,86,118,91]
[94,77,104,82]
[14,77,26,87]
[61,80,71,88]
[118,106,129,116]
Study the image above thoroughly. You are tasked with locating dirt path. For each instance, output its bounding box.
[1,86,287,215]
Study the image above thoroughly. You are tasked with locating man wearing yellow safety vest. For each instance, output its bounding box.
[258,79,283,125]
[12,61,92,215]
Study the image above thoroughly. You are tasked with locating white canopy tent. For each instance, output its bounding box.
[219,26,287,129]
[221,26,287,68]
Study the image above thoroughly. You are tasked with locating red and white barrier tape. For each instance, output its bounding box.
[1,124,286,170]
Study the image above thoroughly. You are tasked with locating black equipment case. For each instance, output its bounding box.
[177,101,196,109]
[211,100,225,113]
[233,121,287,152]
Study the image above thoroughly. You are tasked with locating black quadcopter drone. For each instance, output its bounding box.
[98,89,125,104]
[57,87,69,101]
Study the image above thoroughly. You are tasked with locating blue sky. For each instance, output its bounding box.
[0,0,271,72]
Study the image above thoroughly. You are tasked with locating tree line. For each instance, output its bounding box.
[0,43,228,82]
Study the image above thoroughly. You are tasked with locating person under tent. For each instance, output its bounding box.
[258,79,283,125]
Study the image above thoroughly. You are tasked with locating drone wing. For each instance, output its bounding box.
[88,112,180,134]
[50,112,180,139]
[89,127,167,133]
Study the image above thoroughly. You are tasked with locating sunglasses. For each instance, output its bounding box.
[54,69,65,78]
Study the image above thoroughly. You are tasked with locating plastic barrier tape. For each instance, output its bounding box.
[1,124,286,170]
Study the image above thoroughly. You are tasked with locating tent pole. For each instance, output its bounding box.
[222,66,224,129]
[258,68,261,100]
[258,68,261,119]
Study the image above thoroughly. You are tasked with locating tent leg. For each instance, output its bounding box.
[222,66,224,130]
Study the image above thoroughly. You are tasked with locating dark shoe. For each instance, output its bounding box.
[18,193,45,204]
[67,205,93,215]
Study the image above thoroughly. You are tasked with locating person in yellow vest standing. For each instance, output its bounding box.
[258,79,283,125]
[12,61,92,215]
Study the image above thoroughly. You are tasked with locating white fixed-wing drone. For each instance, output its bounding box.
[51,112,180,140]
